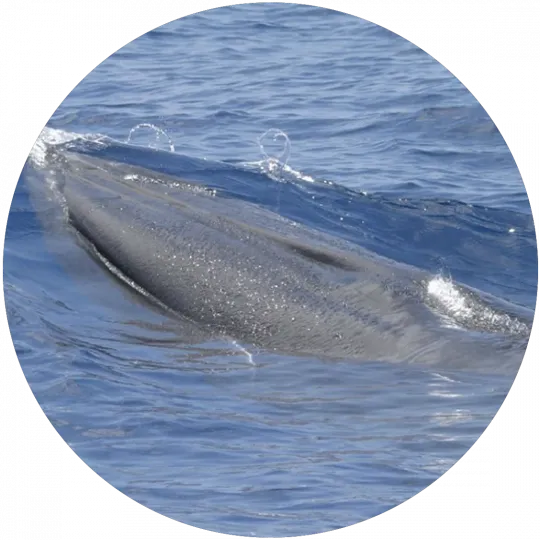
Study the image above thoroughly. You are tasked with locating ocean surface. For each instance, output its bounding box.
[4,4,537,537]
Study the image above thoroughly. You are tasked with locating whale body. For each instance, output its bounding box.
[31,144,532,371]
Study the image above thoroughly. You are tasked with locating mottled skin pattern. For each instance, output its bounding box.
[37,147,531,371]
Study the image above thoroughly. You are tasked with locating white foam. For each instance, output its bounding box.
[28,127,108,168]
[427,276,473,319]
[426,275,529,336]
[29,127,81,167]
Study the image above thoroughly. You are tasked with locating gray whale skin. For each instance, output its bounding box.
[38,147,532,371]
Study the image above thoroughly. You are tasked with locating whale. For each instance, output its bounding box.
[28,142,533,371]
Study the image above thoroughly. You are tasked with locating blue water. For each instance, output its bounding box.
[4,4,537,537]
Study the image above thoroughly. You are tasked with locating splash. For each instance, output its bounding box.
[126,123,175,152]
[257,128,291,180]
[29,127,85,168]
[426,275,530,336]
